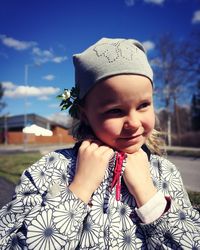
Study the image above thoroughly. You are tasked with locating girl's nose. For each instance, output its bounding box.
[123,113,141,130]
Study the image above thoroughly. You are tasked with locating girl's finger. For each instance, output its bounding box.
[98,146,114,158]
[80,140,91,149]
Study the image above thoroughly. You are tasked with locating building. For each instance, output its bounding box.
[0,113,75,145]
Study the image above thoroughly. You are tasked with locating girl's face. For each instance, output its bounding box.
[82,75,155,154]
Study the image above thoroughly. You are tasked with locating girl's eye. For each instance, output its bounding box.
[138,102,151,110]
[105,109,122,115]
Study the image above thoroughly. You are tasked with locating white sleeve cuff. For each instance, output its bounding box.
[135,190,167,224]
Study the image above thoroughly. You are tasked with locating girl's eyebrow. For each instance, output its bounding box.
[98,98,118,107]
[97,93,153,108]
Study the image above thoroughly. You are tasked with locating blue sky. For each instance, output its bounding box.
[0,0,200,123]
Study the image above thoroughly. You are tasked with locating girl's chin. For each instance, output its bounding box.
[113,137,146,153]
[98,138,145,153]
[114,144,143,154]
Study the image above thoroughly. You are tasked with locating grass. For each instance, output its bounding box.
[0,151,199,210]
[0,152,42,184]
[187,191,200,210]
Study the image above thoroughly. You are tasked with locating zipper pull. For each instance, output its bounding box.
[111,152,125,201]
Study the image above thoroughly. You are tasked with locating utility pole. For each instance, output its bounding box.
[23,64,29,149]
[167,115,171,146]
[24,65,29,128]
[4,113,9,145]
[164,85,172,146]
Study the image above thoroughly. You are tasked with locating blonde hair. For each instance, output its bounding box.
[146,129,166,156]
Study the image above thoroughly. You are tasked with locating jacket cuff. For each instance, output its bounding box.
[135,190,168,224]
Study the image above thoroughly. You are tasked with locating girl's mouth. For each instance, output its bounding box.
[118,134,143,145]
[121,134,142,140]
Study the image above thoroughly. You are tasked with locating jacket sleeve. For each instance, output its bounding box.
[138,156,200,249]
[0,151,89,250]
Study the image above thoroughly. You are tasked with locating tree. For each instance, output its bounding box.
[178,29,200,132]
[152,34,189,145]
[152,30,200,144]
[180,29,200,82]
[191,80,200,131]
[157,105,191,134]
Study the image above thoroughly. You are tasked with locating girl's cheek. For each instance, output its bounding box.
[146,120,155,134]
[144,110,155,128]
[102,121,120,134]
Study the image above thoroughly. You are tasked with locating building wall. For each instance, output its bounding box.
[5,126,75,144]
[34,126,75,144]
[7,132,24,144]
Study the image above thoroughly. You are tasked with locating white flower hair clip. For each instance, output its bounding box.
[57,87,80,119]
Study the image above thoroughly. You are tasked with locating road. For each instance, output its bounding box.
[168,156,200,192]
[0,177,15,208]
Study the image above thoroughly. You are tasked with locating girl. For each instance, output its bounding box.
[0,38,200,249]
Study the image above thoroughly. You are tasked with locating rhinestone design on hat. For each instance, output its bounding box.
[93,40,139,63]
[73,38,153,99]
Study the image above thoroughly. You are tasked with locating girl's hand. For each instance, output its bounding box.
[123,149,157,207]
[69,140,114,204]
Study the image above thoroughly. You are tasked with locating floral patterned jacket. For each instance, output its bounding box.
[0,145,200,249]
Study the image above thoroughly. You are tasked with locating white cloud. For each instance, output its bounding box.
[52,56,68,63]
[43,74,55,81]
[32,47,67,64]
[2,81,15,89]
[144,0,165,5]
[142,40,155,52]
[0,35,67,64]
[0,35,37,51]
[32,47,53,57]
[124,0,135,6]
[2,81,60,99]
[192,10,200,24]
[150,57,162,67]
[32,47,53,64]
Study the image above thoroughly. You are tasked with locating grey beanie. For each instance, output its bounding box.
[73,37,153,99]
